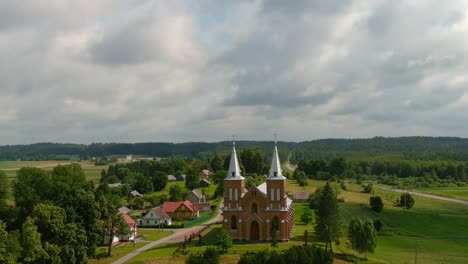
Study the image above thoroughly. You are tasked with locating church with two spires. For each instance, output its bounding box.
[222,142,295,241]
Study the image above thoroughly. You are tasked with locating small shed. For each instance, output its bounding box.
[294,191,310,202]
[128,190,143,198]
[167,175,177,182]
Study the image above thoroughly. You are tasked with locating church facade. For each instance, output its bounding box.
[222,142,294,241]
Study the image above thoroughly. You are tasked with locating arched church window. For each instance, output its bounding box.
[271,216,279,233]
[231,215,237,230]
[252,203,257,214]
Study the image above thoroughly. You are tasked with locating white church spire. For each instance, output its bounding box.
[267,136,286,180]
[225,140,245,180]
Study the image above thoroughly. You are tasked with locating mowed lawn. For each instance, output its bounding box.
[0,160,108,182]
[125,179,468,264]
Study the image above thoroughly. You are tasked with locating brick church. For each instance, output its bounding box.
[222,142,294,241]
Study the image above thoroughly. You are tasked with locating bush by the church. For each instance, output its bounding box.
[186,247,220,264]
[237,246,332,264]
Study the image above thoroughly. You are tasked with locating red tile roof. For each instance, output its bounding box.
[120,213,137,229]
[163,200,197,213]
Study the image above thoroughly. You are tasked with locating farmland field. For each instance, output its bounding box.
[0,160,108,182]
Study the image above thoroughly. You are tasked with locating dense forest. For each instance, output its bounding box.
[2,137,468,161]
[291,137,468,161]
[0,141,291,162]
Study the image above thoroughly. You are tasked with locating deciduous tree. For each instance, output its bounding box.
[370,196,384,212]
[399,193,415,209]
[152,171,168,191]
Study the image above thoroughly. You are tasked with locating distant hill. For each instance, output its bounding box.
[1,137,468,161]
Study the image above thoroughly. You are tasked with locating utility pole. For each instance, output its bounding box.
[415,240,419,264]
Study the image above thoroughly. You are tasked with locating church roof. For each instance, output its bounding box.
[267,144,287,180]
[224,142,245,180]
[256,182,267,195]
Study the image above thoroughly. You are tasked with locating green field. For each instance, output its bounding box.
[417,187,468,201]
[0,160,108,182]
[121,179,468,264]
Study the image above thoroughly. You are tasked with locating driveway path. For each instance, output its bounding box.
[112,204,223,264]
[378,187,468,206]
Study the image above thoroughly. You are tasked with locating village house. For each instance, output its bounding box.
[139,207,171,226]
[163,200,199,220]
[167,175,177,182]
[200,169,212,179]
[119,213,138,242]
[186,189,206,204]
[186,189,211,212]
[222,142,295,241]
[106,213,138,246]
[199,179,211,187]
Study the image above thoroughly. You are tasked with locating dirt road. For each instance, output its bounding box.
[378,187,468,206]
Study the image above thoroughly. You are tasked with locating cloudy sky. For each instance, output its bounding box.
[2,0,468,144]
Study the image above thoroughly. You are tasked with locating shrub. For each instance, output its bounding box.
[340,180,347,190]
[186,247,220,264]
[370,196,384,212]
[373,219,383,232]
[399,193,415,209]
[301,208,313,225]
[216,230,232,253]
[238,246,332,264]
[203,247,220,264]
[185,254,204,264]
[362,183,373,193]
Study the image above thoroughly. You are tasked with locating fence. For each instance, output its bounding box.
[183,213,212,228]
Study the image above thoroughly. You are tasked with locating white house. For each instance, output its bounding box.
[139,207,172,226]
[104,213,138,246]
[119,213,138,242]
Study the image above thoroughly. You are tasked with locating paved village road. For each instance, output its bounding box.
[378,187,468,206]
[112,204,224,264]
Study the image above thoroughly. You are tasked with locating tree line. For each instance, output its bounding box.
[0,141,291,161]
[298,157,468,182]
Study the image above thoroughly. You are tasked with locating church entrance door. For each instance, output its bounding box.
[250,221,259,240]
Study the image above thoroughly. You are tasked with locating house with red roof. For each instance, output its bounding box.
[163,200,200,220]
[118,213,137,242]
[104,213,138,246]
